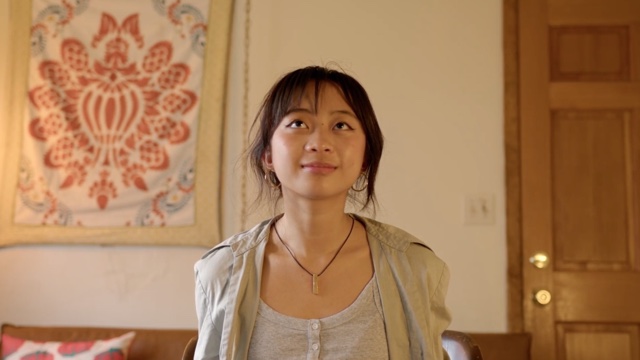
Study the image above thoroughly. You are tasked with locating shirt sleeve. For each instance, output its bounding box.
[430,261,452,360]
[193,246,234,360]
[407,242,452,360]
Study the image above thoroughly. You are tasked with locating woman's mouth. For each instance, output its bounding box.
[301,162,337,174]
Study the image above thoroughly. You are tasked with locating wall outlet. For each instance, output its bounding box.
[464,194,495,225]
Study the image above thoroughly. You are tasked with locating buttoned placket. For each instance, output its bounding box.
[307,319,321,359]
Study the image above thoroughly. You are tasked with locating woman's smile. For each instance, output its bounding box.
[301,161,337,174]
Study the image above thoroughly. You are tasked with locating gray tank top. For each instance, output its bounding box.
[248,275,389,360]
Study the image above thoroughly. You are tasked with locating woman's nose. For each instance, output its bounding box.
[305,129,333,152]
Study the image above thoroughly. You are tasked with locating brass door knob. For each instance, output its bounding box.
[533,289,551,305]
[529,252,550,269]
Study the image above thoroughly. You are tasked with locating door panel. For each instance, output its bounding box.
[555,273,640,322]
[550,26,631,81]
[519,0,640,359]
[557,324,639,360]
[552,110,632,271]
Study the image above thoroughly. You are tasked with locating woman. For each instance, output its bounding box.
[194,66,451,359]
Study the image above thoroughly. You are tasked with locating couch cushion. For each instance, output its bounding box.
[470,332,532,360]
[1,324,197,360]
[1,331,135,359]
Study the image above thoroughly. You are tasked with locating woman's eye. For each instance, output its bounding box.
[286,120,307,128]
[334,122,353,130]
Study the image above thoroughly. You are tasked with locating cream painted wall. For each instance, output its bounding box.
[0,0,505,332]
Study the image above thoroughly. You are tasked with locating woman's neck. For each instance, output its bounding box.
[277,199,354,257]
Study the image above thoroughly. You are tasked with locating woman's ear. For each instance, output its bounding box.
[262,149,273,170]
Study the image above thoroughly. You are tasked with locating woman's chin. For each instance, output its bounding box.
[284,187,350,202]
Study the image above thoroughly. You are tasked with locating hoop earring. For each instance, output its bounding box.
[351,173,367,192]
[264,171,281,189]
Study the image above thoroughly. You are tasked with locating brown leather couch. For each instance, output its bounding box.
[471,332,532,360]
[1,324,530,360]
[443,331,532,360]
[1,323,197,360]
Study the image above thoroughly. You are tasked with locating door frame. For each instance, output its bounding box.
[503,0,525,332]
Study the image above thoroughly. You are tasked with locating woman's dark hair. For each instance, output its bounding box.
[247,65,384,211]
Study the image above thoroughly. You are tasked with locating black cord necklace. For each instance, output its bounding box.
[274,215,355,295]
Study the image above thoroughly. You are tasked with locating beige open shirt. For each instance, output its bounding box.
[194,214,451,360]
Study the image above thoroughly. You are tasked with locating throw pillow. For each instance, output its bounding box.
[1,331,135,360]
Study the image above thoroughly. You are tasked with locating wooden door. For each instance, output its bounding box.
[518,0,640,359]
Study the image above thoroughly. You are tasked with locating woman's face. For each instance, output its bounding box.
[264,82,366,203]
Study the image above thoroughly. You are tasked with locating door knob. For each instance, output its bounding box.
[533,289,551,306]
[529,252,549,269]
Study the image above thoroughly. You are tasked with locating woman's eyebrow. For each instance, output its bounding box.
[284,108,357,118]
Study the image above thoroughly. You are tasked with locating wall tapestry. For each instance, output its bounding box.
[0,0,233,246]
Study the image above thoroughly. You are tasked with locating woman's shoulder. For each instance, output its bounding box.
[194,217,275,277]
[357,215,448,286]
[356,215,430,250]
[357,214,447,265]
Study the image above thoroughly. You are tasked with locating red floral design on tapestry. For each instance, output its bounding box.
[27,13,196,210]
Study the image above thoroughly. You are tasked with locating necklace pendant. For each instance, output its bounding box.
[312,274,319,295]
